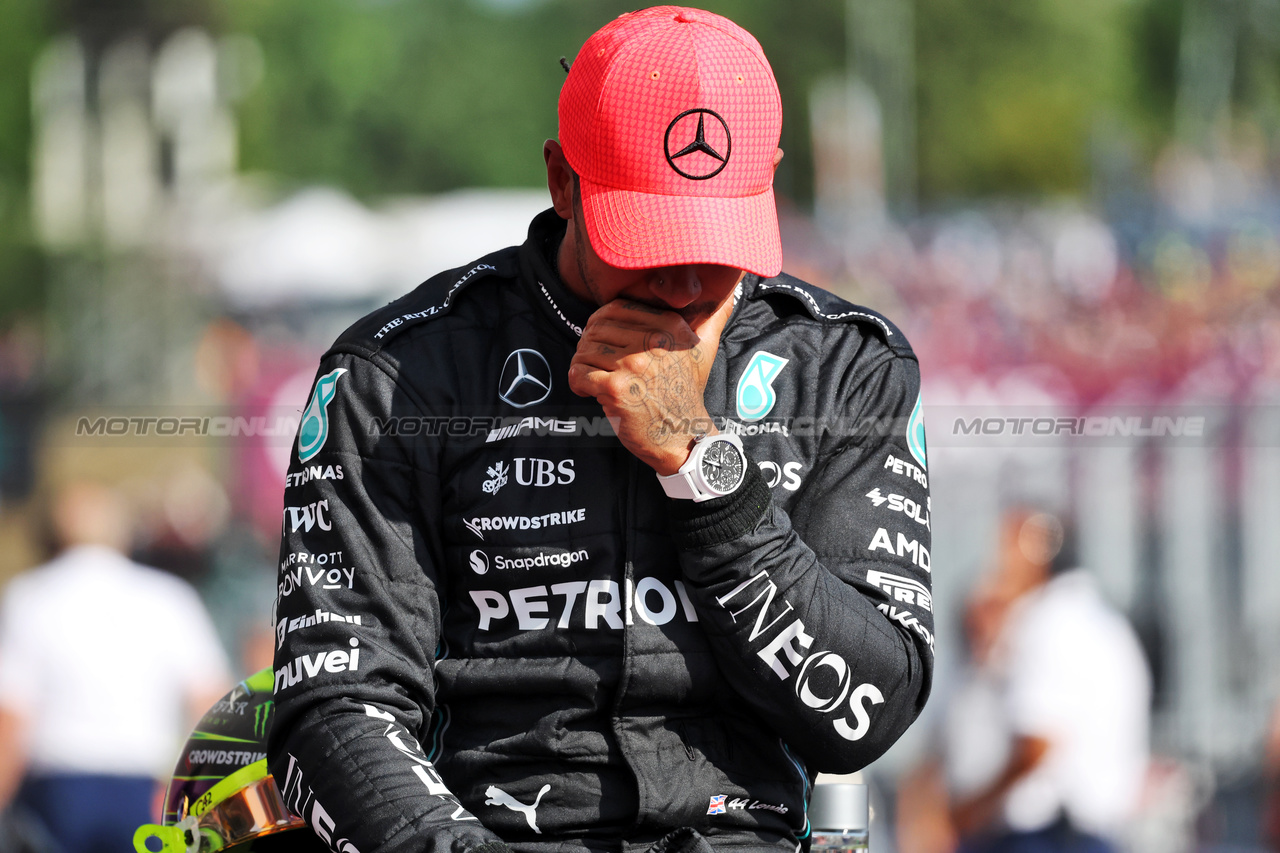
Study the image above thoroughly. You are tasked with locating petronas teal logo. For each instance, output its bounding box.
[736,351,789,421]
[298,368,347,463]
[906,391,927,470]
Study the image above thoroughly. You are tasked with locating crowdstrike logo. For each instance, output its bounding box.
[498,349,553,408]
[464,508,586,540]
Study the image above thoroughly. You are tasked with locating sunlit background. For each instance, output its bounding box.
[0,0,1278,851]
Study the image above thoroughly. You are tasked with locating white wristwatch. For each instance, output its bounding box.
[657,433,748,502]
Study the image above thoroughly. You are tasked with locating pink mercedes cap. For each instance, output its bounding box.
[558,6,783,277]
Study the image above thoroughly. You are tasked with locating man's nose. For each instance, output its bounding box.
[647,266,702,310]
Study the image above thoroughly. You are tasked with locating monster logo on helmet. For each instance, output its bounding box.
[133,669,326,853]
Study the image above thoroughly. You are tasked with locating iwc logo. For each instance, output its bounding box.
[498,349,552,408]
[664,108,732,180]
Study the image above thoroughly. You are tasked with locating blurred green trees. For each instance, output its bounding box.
[0,0,1277,320]
[0,0,49,321]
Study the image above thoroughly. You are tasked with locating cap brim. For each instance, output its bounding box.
[578,178,782,278]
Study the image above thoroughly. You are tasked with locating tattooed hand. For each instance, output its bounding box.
[567,297,734,475]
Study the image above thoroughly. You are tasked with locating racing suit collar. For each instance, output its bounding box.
[521,208,596,340]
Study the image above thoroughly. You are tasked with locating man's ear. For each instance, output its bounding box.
[544,140,574,220]
[772,147,784,173]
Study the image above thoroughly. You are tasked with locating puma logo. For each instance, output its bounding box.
[484,783,551,834]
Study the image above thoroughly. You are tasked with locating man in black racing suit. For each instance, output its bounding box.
[268,7,934,853]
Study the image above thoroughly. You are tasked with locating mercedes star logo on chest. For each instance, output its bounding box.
[499,349,553,408]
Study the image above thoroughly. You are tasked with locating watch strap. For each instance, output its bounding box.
[667,461,770,549]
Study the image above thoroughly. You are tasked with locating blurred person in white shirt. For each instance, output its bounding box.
[944,510,1152,853]
[0,481,231,853]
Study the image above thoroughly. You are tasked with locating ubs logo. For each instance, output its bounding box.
[498,349,553,408]
[664,109,732,180]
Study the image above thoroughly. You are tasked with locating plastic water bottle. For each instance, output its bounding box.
[808,783,869,853]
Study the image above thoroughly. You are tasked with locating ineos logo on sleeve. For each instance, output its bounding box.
[498,349,553,408]
[664,109,732,180]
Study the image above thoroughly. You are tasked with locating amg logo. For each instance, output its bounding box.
[485,417,580,443]
[868,528,931,572]
[865,570,932,612]
[274,639,361,692]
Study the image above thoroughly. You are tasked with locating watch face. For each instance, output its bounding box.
[700,439,745,493]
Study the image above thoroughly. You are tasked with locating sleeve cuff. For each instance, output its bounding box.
[667,460,770,549]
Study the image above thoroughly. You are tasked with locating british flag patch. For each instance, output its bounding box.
[707,795,727,815]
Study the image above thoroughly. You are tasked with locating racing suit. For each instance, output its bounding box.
[268,209,934,853]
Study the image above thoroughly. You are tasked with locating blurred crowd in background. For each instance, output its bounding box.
[0,0,1278,852]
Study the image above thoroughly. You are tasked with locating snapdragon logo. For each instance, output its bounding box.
[298,369,346,463]
[494,549,588,571]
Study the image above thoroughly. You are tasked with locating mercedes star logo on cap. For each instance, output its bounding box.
[664,108,732,180]
[498,349,553,408]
